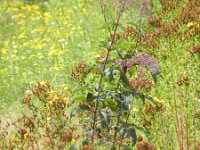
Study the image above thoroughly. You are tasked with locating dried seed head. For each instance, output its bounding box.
[192,44,200,54]
[22,95,31,105]
[137,135,143,142]
[60,129,73,143]
[148,17,163,28]
[180,0,200,24]
[19,129,27,140]
[129,71,152,92]
[136,141,156,150]
[177,76,190,86]
[139,32,158,48]
[159,0,180,13]
[80,144,94,150]
[32,81,52,101]
[70,61,88,82]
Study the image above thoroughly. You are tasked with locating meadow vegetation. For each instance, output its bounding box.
[0,0,200,149]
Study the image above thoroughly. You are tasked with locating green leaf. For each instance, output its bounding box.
[79,104,90,110]
[69,144,77,150]
[121,93,132,110]
[71,95,85,101]
[128,69,135,77]
[86,92,96,102]
[151,72,158,82]
[123,145,131,150]
[104,68,114,81]
[116,40,136,50]
[128,128,137,145]
[139,93,157,105]
[99,109,110,125]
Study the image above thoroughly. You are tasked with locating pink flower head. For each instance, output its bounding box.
[117,59,134,72]
[132,53,160,74]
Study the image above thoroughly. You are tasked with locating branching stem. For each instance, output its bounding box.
[91,0,127,144]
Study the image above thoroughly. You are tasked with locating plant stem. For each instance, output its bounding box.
[91,1,126,144]
[170,37,182,150]
[112,115,120,149]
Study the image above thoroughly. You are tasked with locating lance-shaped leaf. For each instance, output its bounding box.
[104,68,114,81]
[151,72,158,82]
[99,109,110,125]
[128,128,137,145]
[79,104,90,110]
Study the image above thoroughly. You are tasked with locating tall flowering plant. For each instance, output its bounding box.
[69,0,161,149]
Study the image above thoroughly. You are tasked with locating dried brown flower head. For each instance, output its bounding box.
[177,76,190,86]
[113,26,137,44]
[137,135,143,142]
[159,0,181,13]
[22,115,35,131]
[19,129,27,140]
[139,32,158,48]
[129,71,152,92]
[136,141,156,150]
[159,23,178,37]
[60,129,73,143]
[47,91,69,114]
[22,95,31,105]
[192,44,200,54]
[148,17,163,28]
[32,81,52,101]
[180,0,200,24]
[80,144,94,150]
[70,61,89,82]
[145,101,164,115]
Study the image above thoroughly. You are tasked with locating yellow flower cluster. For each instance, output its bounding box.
[31,81,69,114]
[187,22,200,28]
[144,96,165,115]
[48,90,69,112]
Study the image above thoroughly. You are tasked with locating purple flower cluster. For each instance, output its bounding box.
[117,53,160,74]
[132,53,160,74]
[117,59,134,72]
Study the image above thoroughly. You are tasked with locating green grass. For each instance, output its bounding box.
[0,0,105,113]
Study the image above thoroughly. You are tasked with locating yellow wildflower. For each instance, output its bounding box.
[0,48,7,55]
[187,22,194,27]
[94,54,101,60]
[24,133,29,139]
[152,96,164,108]
[18,32,26,39]
[72,137,76,142]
